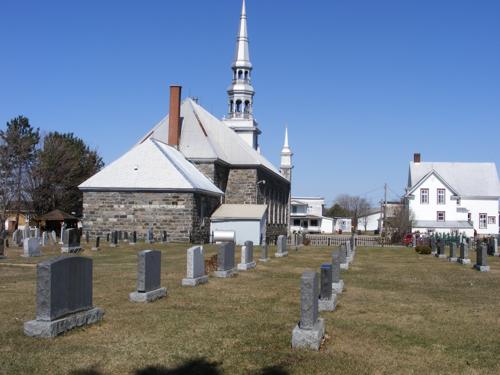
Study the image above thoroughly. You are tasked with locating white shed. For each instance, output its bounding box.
[210,204,267,246]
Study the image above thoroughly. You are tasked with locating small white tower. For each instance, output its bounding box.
[280,127,293,182]
[223,0,261,150]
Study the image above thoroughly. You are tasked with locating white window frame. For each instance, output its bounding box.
[488,216,496,225]
[437,211,446,222]
[479,213,487,229]
[437,188,446,205]
[420,188,429,204]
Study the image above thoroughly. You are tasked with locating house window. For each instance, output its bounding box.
[310,219,319,227]
[420,189,429,204]
[437,189,446,205]
[488,216,496,225]
[479,213,487,229]
[292,206,297,214]
[437,211,445,222]
[293,219,300,226]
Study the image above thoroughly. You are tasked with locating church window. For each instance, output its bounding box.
[238,70,243,79]
[236,100,242,112]
[244,70,249,80]
[244,100,250,113]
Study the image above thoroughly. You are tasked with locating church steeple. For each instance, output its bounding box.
[280,127,293,182]
[224,0,260,150]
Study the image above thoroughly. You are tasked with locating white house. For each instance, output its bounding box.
[290,197,333,233]
[405,154,500,236]
[356,202,403,232]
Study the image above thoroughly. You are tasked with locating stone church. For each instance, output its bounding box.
[79,0,293,243]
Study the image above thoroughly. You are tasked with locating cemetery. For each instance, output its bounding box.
[1,237,500,374]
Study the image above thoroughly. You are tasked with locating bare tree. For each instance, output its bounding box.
[335,194,371,230]
[385,205,414,243]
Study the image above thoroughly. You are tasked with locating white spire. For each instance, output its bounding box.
[280,126,293,182]
[234,0,251,69]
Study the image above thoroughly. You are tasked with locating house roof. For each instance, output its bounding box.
[79,139,223,196]
[408,162,500,198]
[211,204,267,220]
[413,220,473,229]
[38,209,78,221]
[139,98,287,181]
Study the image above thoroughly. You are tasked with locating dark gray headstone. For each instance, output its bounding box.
[277,235,287,254]
[132,231,137,244]
[438,240,446,256]
[299,271,319,330]
[477,244,488,267]
[217,242,235,271]
[331,250,341,283]
[137,250,162,293]
[260,242,268,260]
[85,231,90,243]
[162,231,168,243]
[106,233,110,242]
[338,244,347,264]
[431,238,437,253]
[36,257,93,321]
[0,239,5,257]
[450,243,457,258]
[95,237,100,249]
[320,264,333,300]
[62,228,81,253]
[146,228,155,244]
[460,243,469,259]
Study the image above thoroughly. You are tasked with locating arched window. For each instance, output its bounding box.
[238,70,243,79]
[236,100,242,112]
[244,100,250,113]
[244,71,249,80]
[229,100,234,113]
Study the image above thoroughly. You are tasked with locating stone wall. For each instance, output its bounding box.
[225,168,258,204]
[82,191,219,243]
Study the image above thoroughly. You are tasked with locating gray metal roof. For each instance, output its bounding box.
[211,204,267,220]
[413,220,473,229]
[408,162,500,198]
[139,98,285,179]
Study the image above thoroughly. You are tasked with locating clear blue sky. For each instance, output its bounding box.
[1,0,499,206]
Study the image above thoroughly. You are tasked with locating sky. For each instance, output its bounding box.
[1,0,499,207]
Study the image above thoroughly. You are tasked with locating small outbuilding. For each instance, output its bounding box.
[210,204,267,246]
[37,209,79,233]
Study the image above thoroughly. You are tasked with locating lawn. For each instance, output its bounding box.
[1,241,500,375]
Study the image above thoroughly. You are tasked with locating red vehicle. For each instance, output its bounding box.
[403,234,414,246]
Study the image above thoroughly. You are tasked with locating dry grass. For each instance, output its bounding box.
[1,242,500,375]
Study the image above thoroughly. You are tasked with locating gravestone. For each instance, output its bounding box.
[351,234,357,254]
[145,228,155,244]
[23,226,30,240]
[237,241,256,271]
[412,236,417,248]
[106,233,110,243]
[318,263,337,312]
[118,231,123,241]
[431,238,437,255]
[214,242,236,278]
[162,231,168,243]
[436,240,447,259]
[34,228,40,239]
[488,237,499,256]
[0,239,5,259]
[41,232,49,247]
[129,250,167,303]
[259,241,270,262]
[130,231,137,245]
[50,230,57,244]
[123,231,129,242]
[85,231,90,244]
[24,256,104,337]
[13,230,21,247]
[182,246,208,286]
[339,243,349,270]
[458,243,471,265]
[92,236,100,251]
[110,231,118,248]
[61,229,82,253]
[331,250,344,294]
[22,238,42,257]
[291,271,325,350]
[448,243,458,262]
[346,241,353,264]
[275,235,288,258]
[474,243,490,272]
[59,223,66,245]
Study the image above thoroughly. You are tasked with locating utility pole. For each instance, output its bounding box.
[383,183,388,234]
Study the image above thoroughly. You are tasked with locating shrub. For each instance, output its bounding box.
[415,245,432,255]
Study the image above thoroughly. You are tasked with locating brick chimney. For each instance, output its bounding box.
[414,153,421,163]
[168,85,182,147]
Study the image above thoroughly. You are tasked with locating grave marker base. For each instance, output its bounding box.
[182,275,209,287]
[474,265,490,272]
[448,257,458,263]
[110,244,118,248]
[24,307,104,338]
[340,263,349,270]
[91,247,100,251]
[129,287,167,303]
[319,295,337,312]
[436,254,447,259]
[458,258,471,265]
[214,269,236,278]
[332,280,344,294]
[237,261,256,271]
[275,252,288,258]
[291,318,325,351]
[259,257,270,262]
[61,246,82,254]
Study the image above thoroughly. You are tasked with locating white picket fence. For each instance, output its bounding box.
[304,234,386,247]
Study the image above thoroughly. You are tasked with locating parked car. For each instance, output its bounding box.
[403,234,413,247]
